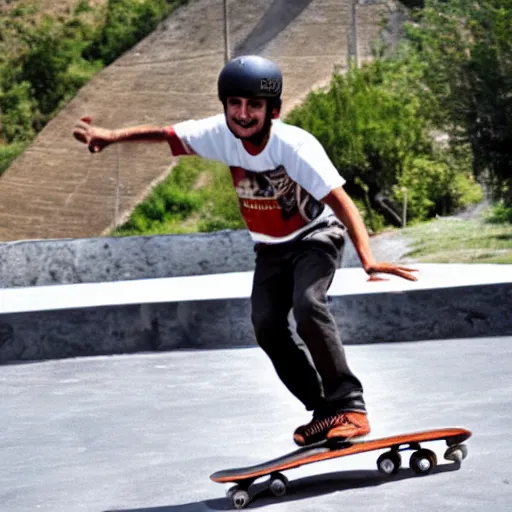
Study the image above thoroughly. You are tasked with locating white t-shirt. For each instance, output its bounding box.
[168,114,345,244]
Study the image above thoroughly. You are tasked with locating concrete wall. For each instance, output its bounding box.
[0,231,255,288]
[1,265,511,364]
[1,282,511,365]
[0,229,414,288]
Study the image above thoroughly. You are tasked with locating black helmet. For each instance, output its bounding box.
[218,55,283,103]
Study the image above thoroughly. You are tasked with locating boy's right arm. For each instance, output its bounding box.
[73,116,170,153]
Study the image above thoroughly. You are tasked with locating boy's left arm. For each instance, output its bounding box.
[322,186,418,282]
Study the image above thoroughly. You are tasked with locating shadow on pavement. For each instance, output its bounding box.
[105,463,461,511]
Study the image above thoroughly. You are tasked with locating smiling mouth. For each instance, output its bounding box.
[233,119,257,128]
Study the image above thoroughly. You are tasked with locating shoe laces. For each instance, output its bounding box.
[303,413,349,437]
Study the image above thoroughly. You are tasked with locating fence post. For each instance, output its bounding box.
[350,0,359,67]
[223,0,230,63]
[402,187,408,228]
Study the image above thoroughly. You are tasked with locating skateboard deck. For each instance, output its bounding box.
[211,427,471,509]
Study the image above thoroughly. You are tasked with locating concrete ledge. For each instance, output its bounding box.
[0,229,408,288]
[1,263,511,313]
[1,264,511,364]
[0,231,255,288]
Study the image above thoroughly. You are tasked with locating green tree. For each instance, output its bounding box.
[17,17,76,118]
[0,0,188,175]
[287,58,440,228]
[85,0,186,65]
[405,0,512,206]
[0,79,37,143]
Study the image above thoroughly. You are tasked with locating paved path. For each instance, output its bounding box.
[1,336,510,511]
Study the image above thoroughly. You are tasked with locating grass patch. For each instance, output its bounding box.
[112,156,244,236]
[0,142,29,177]
[400,212,512,264]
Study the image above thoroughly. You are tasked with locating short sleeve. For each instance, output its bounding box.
[172,115,231,163]
[287,134,345,200]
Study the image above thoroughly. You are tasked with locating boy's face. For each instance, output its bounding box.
[225,96,269,140]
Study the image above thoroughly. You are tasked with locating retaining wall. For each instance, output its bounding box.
[0,228,415,288]
[1,265,511,364]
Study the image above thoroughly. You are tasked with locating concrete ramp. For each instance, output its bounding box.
[0,0,386,242]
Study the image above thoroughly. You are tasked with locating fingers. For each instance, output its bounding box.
[367,263,419,282]
[73,119,90,144]
[367,274,388,282]
[393,268,418,282]
[386,265,418,282]
[395,266,418,274]
[73,129,87,143]
[73,116,101,152]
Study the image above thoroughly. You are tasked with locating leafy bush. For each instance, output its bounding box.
[0,0,188,171]
[486,202,512,224]
[112,156,243,236]
[18,17,82,118]
[0,80,37,143]
[285,56,479,226]
[404,0,512,206]
[117,180,201,232]
[196,162,245,232]
[84,0,187,65]
[392,156,483,220]
[0,142,29,177]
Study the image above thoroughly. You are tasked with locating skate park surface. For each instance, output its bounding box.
[1,336,511,512]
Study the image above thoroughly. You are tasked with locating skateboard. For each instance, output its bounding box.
[210,427,471,509]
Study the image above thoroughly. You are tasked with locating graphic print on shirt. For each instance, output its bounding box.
[230,166,324,238]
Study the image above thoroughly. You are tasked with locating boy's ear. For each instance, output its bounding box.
[270,98,282,119]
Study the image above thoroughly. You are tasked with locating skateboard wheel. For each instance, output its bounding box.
[444,444,468,463]
[227,485,240,499]
[410,449,437,475]
[231,489,250,509]
[377,451,402,475]
[269,473,289,497]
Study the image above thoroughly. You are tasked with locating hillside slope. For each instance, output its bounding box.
[0,0,389,241]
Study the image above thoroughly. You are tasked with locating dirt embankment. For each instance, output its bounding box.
[0,0,391,242]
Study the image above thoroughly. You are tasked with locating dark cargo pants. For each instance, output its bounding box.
[250,221,366,415]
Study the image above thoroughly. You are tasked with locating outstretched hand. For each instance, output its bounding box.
[364,262,418,282]
[73,116,113,153]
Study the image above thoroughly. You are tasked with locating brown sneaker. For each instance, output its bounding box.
[293,411,370,446]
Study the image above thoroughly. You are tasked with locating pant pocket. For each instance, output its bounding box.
[303,222,346,251]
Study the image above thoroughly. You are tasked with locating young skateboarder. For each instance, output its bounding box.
[73,55,417,446]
